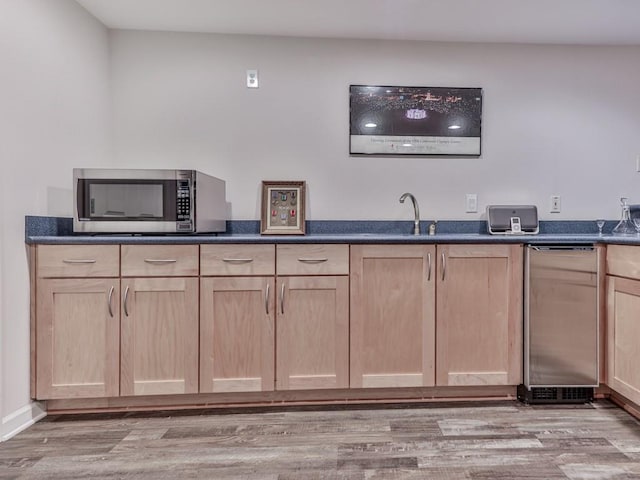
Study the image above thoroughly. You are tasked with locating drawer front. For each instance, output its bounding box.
[277,244,349,275]
[121,245,199,277]
[201,244,275,276]
[37,245,119,278]
[607,245,640,280]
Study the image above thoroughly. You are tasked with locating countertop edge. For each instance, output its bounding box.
[25,233,633,245]
[26,216,640,245]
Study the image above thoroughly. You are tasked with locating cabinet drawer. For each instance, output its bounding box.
[277,244,349,275]
[607,245,640,280]
[121,245,199,277]
[201,244,275,276]
[37,245,119,278]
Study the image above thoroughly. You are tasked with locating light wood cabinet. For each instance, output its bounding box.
[276,245,350,391]
[607,245,640,405]
[276,244,349,275]
[200,244,349,393]
[121,244,199,277]
[120,277,199,396]
[120,245,199,396]
[606,276,640,404]
[276,275,349,390]
[34,245,121,400]
[36,244,119,278]
[436,244,523,386]
[199,245,276,393]
[350,245,436,388]
[200,276,275,393]
[36,278,120,399]
[33,239,528,407]
[201,244,275,276]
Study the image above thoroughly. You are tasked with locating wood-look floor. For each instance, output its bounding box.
[2,400,640,479]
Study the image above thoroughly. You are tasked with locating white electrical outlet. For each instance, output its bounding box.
[550,195,561,213]
[246,69,259,88]
[465,194,478,213]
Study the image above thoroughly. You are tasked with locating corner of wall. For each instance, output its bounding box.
[1,401,46,442]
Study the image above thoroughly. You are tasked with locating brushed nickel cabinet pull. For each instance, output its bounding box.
[144,258,177,264]
[265,283,270,315]
[108,286,114,318]
[297,258,328,264]
[441,252,446,282]
[222,258,254,264]
[62,259,96,264]
[123,285,130,317]
[427,252,432,281]
[280,282,285,315]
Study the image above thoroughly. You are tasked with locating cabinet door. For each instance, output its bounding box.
[607,276,640,404]
[436,244,523,386]
[200,277,275,393]
[350,245,436,388]
[120,277,199,396]
[277,276,349,390]
[36,278,120,399]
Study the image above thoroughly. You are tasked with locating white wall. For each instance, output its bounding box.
[0,0,111,439]
[110,32,640,221]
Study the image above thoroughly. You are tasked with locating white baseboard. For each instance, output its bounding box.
[1,401,46,442]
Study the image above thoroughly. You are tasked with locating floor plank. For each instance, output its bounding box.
[1,400,640,479]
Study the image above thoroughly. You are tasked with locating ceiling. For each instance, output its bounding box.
[76,0,640,46]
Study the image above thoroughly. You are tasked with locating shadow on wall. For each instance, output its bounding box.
[47,187,73,217]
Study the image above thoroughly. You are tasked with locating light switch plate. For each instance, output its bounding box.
[246,69,259,88]
[465,194,478,213]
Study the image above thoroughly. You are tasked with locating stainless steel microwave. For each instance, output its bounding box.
[73,168,227,234]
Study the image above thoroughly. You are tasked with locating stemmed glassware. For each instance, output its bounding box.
[633,218,640,236]
[596,219,605,236]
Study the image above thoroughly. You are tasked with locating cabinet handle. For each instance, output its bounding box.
[123,285,130,317]
[222,258,254,264]
[297,257,328,264]
[107,286,114,317]
[265,283,270,315]
[427,252,432,281]
[441,252,446,281]
[144,258,177,264]
[280,282,285,315]
[62,259,96,264]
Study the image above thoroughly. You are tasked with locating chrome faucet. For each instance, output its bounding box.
[399,192,420,235]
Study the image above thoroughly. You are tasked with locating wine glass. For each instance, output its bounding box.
[596,219,605,236]
[633,218,640,236]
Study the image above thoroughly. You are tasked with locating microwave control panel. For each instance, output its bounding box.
[176,179,192,222]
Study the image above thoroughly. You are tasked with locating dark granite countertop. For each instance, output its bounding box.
[25,216,640,246]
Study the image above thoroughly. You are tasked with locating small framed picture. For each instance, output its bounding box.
[260,181,306,235]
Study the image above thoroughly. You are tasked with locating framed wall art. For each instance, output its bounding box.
[349,85,483,156]
[260,181,306,235]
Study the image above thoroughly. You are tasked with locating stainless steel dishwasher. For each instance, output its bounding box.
[518,245,600,403]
